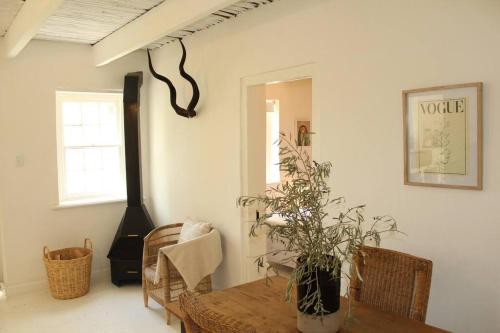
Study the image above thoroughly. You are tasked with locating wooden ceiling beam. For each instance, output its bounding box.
[1,0,64,58]
[92,0,239,67]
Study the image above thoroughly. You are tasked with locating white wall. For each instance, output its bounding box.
[146,0,500,331]
[242,84,267,282]
[0,40,150,294]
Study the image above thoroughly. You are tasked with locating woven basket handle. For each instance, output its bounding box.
[84,238,93,249]
[43,246,50,260]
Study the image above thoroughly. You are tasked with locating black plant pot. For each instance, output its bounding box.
[296,256,342,333]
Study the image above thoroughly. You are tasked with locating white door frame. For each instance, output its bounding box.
[0,200,5,286]
[239,63,318,283]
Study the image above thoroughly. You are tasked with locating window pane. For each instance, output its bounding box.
[84,148,102,171]
[63,102,81,125]
[82,102,100,125]
[101,123,119,145]
[102,171,123,194]
[100,102,117,124]
[64,126,83,146]
[83,125,100,145]
[85,170,103,193]
[65,148,84,171]
[66,171,85,194]
[102,147,120,172]
[57,91,125,202]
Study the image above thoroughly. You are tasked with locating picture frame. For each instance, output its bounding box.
[296,120,311,147]
[402,82,483,190]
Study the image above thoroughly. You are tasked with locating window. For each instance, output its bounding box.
[56,91,126,206]
[266,99,280,184]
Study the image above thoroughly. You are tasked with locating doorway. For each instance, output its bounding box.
[240,64,315,283]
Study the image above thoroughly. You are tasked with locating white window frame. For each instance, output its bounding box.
[56,91,127,206]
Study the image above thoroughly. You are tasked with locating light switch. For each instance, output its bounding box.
[15,154,24,167]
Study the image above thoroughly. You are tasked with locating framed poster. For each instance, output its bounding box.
[403,82,483,190]
[296,120,311,147]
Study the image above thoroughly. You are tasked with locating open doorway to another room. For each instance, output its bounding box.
[241,67,314,283]
[263,79,312,277]
[265,79,312,189]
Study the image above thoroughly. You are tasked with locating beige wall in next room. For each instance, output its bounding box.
[266,78,312,182]
[266,78,312,142]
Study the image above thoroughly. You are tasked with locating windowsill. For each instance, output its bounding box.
[54,197,127,209]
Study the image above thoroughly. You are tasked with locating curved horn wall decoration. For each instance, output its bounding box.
[147,39,200,118]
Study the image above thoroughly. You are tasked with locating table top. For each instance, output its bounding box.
[197,276,450,333]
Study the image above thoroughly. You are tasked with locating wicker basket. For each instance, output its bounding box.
[43,239,93,299]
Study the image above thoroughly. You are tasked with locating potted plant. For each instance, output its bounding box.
[238,133,399,333]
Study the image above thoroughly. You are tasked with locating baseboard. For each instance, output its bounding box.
[91,267,111,281]
[4,279,47,297]
[4,267,111,297]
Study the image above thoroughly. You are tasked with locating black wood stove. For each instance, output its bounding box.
[108,72,155,286]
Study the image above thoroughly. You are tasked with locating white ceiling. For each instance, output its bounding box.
[0,0,23,37]
[0,0,276,49]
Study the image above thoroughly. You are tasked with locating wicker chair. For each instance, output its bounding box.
[179,291,257,333]
[350,246,433,322]
[142,223,212,325]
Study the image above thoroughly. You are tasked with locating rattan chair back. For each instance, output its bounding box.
[351,246,433,322]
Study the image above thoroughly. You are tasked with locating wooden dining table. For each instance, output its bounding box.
[170,276,450,333]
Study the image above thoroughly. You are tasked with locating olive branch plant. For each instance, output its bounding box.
[237,133,401,319]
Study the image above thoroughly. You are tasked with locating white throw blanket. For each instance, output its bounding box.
[154,229,222,290]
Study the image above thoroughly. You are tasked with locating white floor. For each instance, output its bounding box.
[0,279,181,333]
